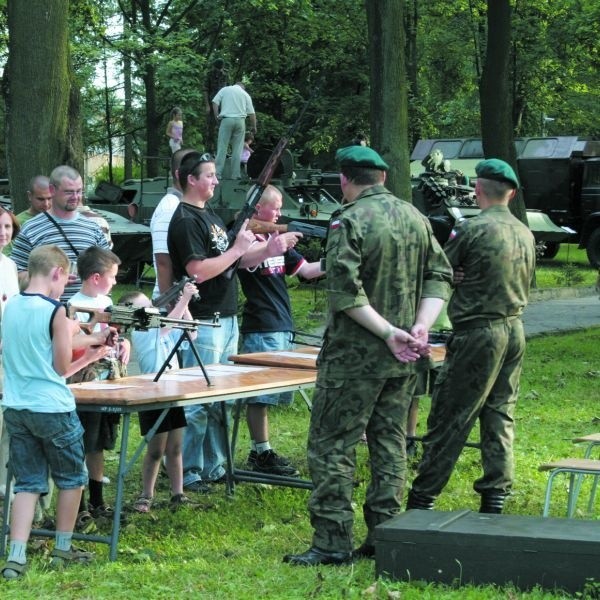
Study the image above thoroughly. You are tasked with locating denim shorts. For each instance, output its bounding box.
[241,331,294,406]
[3,408,88,493]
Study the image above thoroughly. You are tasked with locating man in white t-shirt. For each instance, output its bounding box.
[150,148,194,298]
[212,83,256,180]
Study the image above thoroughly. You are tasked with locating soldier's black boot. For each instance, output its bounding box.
[406,489,436,510]
[479,493,507,514]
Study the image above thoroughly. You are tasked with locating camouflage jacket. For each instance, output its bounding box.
[318,184,452,379]
[444,204,536,326]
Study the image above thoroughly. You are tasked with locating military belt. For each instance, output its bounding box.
[453,315,519,332]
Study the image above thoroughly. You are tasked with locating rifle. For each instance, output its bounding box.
[248,218,327,239]
[224,91,317,278]
[68,304,220,334]
[229,97,315,238]
[152,276,200,309]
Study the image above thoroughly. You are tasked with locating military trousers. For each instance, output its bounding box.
[307,374,416,553]
[411,317,526,500]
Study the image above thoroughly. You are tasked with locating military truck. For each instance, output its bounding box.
[410,136,600,266]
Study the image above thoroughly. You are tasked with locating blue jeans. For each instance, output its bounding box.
[242,331,295,406]
[4,409,87,493]
[181,316,238,485]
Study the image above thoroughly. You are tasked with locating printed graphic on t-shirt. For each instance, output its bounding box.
[210,223,229,253]
[259,255,285,277]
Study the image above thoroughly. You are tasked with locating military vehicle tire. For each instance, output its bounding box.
[541,242,560,260]
[586,228,600,268]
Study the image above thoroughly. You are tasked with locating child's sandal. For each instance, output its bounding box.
[1,560,28,579]
[133,495,153,513]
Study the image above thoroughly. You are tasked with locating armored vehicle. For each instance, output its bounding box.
[411,137,600,265]
[87,149,342,235]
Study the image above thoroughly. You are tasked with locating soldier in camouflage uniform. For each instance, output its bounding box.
[407,159,536,515]
[283,146,452,566]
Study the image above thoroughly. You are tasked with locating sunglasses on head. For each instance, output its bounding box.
[188,153,215,175]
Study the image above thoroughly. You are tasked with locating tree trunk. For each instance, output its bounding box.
[366,0,410,201]
[480,0,527,224]
[123,47,133,180]
[5,0,70,213]
[123,0,136,180]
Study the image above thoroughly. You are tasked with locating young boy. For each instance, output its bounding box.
[69,246,130,525]
[1,245,110,579]
[119,284,200,512]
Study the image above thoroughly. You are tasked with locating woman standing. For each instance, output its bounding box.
[0,206,20,500]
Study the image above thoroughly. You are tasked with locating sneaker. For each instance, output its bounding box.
[49,545,94,568]
[75,510,97,534]
[33,516,57,531]
[88,503,128,525]
[89,503,114,519]
[183,480,214,495]
[253,449,300,477]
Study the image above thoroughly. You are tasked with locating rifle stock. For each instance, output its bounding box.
[248,218,327,239]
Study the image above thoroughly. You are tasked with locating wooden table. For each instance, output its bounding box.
[0,364,315,561]
[231,344,445,369]
[229,346,319,370]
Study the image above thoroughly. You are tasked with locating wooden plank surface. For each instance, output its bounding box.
[229,346,319,370]
[430,345,446,364]
[71,365,316,407]
[231,345,445,368]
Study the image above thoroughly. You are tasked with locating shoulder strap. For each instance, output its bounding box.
[44,212,79,256]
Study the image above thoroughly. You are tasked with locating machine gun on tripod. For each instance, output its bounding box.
[67,304,220,384]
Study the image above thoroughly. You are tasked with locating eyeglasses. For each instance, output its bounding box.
[188,153,215,175]
[60,189,83,197]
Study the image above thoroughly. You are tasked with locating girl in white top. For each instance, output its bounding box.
[0,206,20,500]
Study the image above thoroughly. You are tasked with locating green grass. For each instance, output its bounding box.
[535,244,598,288]
[2,327,599,598]
[2,253,597,598]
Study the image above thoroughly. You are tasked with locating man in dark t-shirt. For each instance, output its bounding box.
[238,185,323,476]
[167,154,300,492]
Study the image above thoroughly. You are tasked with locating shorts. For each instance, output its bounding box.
[4,408,87,492]
[242,331,294,406]
[139,407,187,436]
[77,411,120,452]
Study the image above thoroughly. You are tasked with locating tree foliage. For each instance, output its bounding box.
[0,0,598,197]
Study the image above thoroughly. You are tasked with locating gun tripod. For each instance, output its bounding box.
[153,329,212,385]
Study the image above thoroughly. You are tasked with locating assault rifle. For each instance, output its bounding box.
[152,276,200,309]
[224,90,317,278]
[248,218,327,239]
[68,304,220,334]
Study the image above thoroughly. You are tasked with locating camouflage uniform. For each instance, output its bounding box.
[308,184,452,552]
[410,204,536,504]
